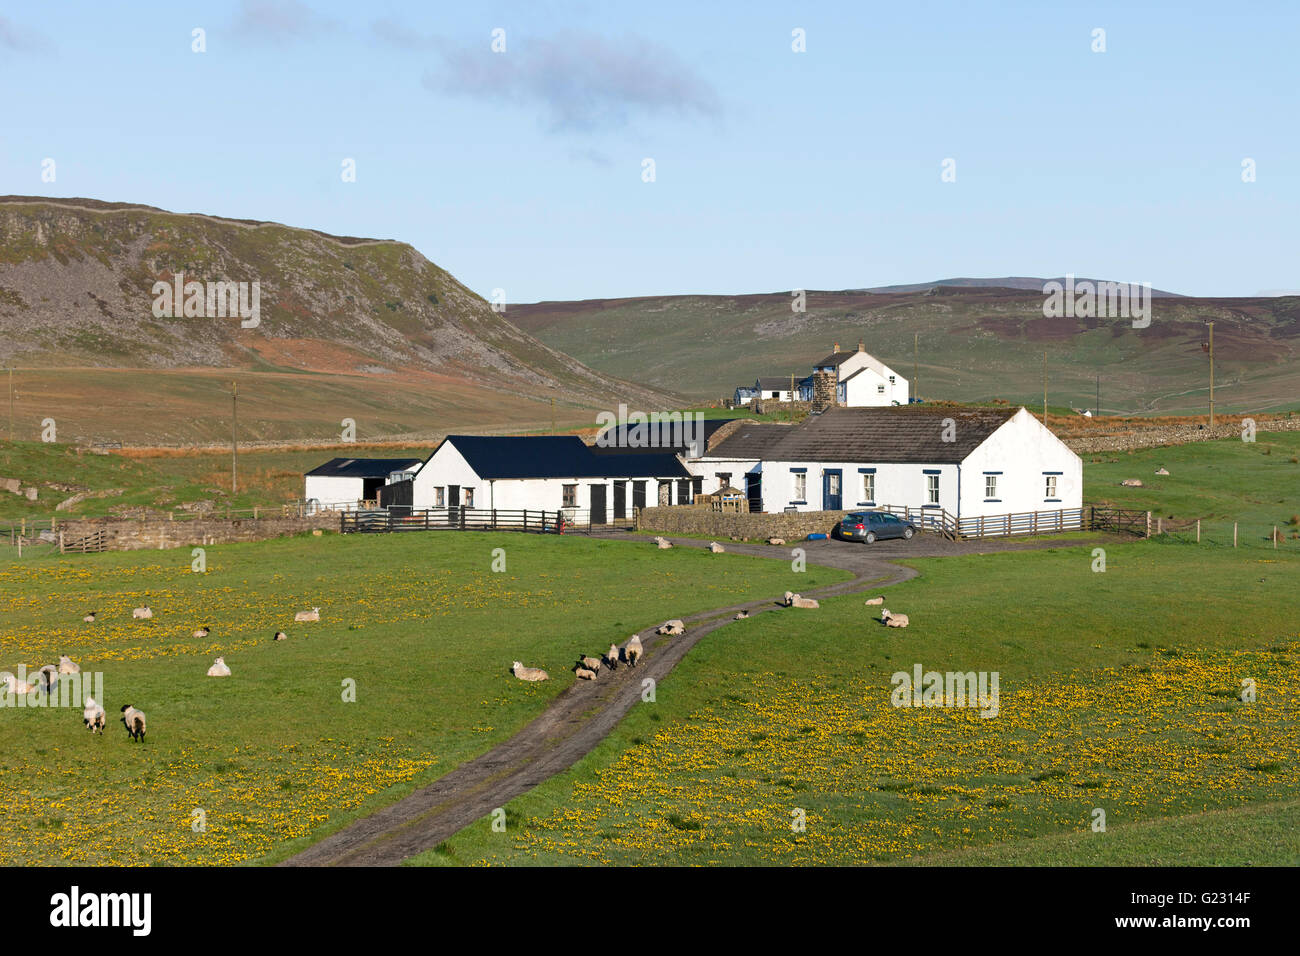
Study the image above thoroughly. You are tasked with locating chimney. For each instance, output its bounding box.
[858,341,864,352]
[832,342,839,353]
[811,370,837,413]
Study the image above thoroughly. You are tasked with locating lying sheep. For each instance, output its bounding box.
[735,609,750,620]
[656,619,685,636]
[132,606,153,620]
[578,655,602,672]
[193,626,211,639]
[864,597,884,606]
[82,612,97,623]
[574,666,598,681]
[294,607,321,623]
[604,643,620,670]
[58,655,80,675]
[511,661,549,682]
[767,537,786,546]
[881,608,910,628]
[206,657,231,678]
[625,634,643,668]
[273,630,288,642]
[1,671,36,695]
[83,697,106,734]
[120,704,147,742]
[785,592,819,609]
[654,536,672,550]
[708,541,725,553]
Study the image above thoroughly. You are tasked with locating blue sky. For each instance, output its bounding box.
[2,0,1296,300]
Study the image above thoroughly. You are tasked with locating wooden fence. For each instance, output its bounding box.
[339,507,599,535]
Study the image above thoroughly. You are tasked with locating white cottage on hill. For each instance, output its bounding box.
[801,342,909,407]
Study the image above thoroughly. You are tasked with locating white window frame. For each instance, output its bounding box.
[434,486,445,507]
[927,474,940,505]
[792,472,807,502]
[984,475,997,499]
[463,487,475,508]
[862,472,875,503]
[1044,475,1058,498]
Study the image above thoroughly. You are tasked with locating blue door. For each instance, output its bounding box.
[822,469,842,510]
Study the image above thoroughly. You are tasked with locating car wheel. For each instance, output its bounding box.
[865,531,876,544]
[903,527,914,539]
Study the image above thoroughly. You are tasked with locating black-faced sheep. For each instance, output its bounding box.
[578,655,602,672]
[604,643,620,670]
[881,608,909,628]
[574,666,597,681]
[83,697,105,734]
[656,620,685,636]
[294,607,321,622]
[193,626,211,639]
[82,612,97,623]
[120,704,147,742]
[273,630,288,641]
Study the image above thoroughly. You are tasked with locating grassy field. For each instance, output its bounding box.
[0,532,845,865]
[413,540,1299,866]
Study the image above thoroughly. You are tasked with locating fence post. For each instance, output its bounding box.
[1157,516,1163,535]
[1274,526,1278,549]
[59,531,64,554]
[1233,522,1238,548]
[1196,519,1200,543]
[1145,511,1151,538]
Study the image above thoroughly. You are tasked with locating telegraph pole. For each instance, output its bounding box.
[1095,375,1100,417]
[913,333,919,402]
[231,381,238,494]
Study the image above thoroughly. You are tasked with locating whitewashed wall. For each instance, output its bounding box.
[303,475,365,509]
[842,365,909,407]
[959,408,1083,517]
[761,460,960,515]
[684,456,761,495]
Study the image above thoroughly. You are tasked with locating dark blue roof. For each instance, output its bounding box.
[305,457,423,478]
[439,436,690,480]
[592,418,734,456]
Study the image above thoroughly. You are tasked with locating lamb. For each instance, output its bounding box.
[578,655,602,672]
[58,655,80,675]
[574,667,598,681]
[1,671,37,695]
[132,606,153,620]
[881,608,910,628]
[708,541,725,553]
[511,661,549,682]
[604,643,620,670]
[656,619,685,636]
[120,704,147,742]
[1155,467,1170,476]
[83,697,106,734]
[625,634,643,668]
[82,612,97,623]
[784,592,819,609]
[294,607,321,623]
[273,630,288,641]
[193,626,211,639]
[206,657,231,677]
[654,536,672,550]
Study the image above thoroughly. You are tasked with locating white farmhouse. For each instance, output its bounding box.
[805,342,909,407]
[303,457,423,511]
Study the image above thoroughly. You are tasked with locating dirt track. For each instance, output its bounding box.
[280,531,1102,867]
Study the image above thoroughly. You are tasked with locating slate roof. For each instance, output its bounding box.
[813,350,858,368]
[703,423,800,460]
[760,406,1018,464]
[756,376,800,391]
[304,457,423,478]
[437,435,690,480]
[592,418,734,456]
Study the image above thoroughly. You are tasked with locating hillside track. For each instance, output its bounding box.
[280,531,1108,867]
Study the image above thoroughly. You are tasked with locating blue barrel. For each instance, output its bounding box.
[806,533,828,540]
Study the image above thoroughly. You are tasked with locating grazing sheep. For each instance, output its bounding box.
[1,671,36,695]
[604,643,620,670]
[785,592,819,609]
[511,661,549,682]
[734,609,750,620]
[193,626,211,639]
[58,655,80,675]
[206,657,231,678]
[656,619,685,636]
[132,606,153,620]
[864,597,884,606]
[654,536,672,550]
[578,655,602,672]
[294,607,321,623]
[83,697,106,734]
[881,608,910,628]
[767,537,786,546]
[574,667,598,681]
[273,630,288,642]
[82,612,97,623]
[625,634,644,668]
[120,704,147,742]
[708,541,725,553]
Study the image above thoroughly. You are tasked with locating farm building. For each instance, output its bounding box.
[685,406,1080,521]
[798,342,909,407]
[754,376,804,402]
[407,435,693,521]
[732,383,759,406]
[303,457,423,511]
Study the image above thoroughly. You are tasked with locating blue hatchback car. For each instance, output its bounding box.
[835,511,917,544]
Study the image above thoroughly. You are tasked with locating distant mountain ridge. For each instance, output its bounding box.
[857,277,1186,297]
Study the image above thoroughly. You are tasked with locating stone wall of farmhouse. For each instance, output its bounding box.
[54,513,337,551]
[635,506,852,539]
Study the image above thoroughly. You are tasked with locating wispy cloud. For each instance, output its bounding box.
[419,30,722,133]
[232,0,336,41]
[0,16,53,53]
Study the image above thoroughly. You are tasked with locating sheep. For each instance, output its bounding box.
[82,611,97,623]
[206,657,231,678]
[654,536,672,550]
[734,609,750,620]
[120,704,147,742]
[625,634,643,668]
[578,655,602,672]
[83,697,106,734]
[511,661,549,682]
[294,607,321,623]
[574,667,598,681]
[656,619,685,636]
[58,655,80,675]
[881,608,910,628]
[1155,467,1170,476]
[604,643,620,670]
[864,597,885,606]
[273,630,288,641]
[785,592,819,609]
[35,664,59,695]
[193,626,211,639]
[708,541,725,553]
[0,671,36,695]
[767,537,786,546]
[132,606,153,620]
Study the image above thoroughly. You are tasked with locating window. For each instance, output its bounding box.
[792,472,807,501]
[888,375,895,384]
[984,475,997,499]
[862,472,875,502]
[463,487,475,508]
[434,486,445,507]
[927,474,940,505]
[562,484,577,508]
[1044,475,1058,498]
[716,472,732,489]
[877,384,885,394]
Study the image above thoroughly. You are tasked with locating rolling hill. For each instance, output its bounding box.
[0,197,678,445]
[510,285,1300,416]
